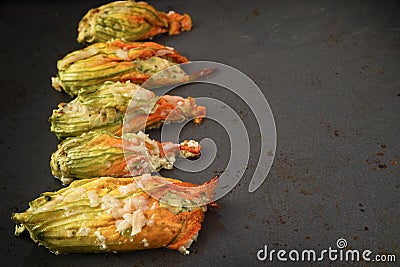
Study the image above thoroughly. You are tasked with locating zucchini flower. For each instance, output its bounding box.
[49,81,206,139]
[51,40,189,96]
[50,131,201,184]
[12,175,218,254]
[77,0,192,44]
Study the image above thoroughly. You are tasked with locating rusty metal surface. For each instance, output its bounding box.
[0,0,399,266]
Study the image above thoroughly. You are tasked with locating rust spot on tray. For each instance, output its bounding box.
[245,10,260,21]
[300,188,319,195]
[378,163,387,169]
[365,143,397,171]
[334,130,340,137]
[324,124,341,137]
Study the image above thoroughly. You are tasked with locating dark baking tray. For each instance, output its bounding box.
[0,0,399,266]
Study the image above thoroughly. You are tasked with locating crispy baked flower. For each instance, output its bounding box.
[50,131,201,184]
[12,175,217,254]
[77,1,192,44]
[51,40,188,96]
[49,81,206,139]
